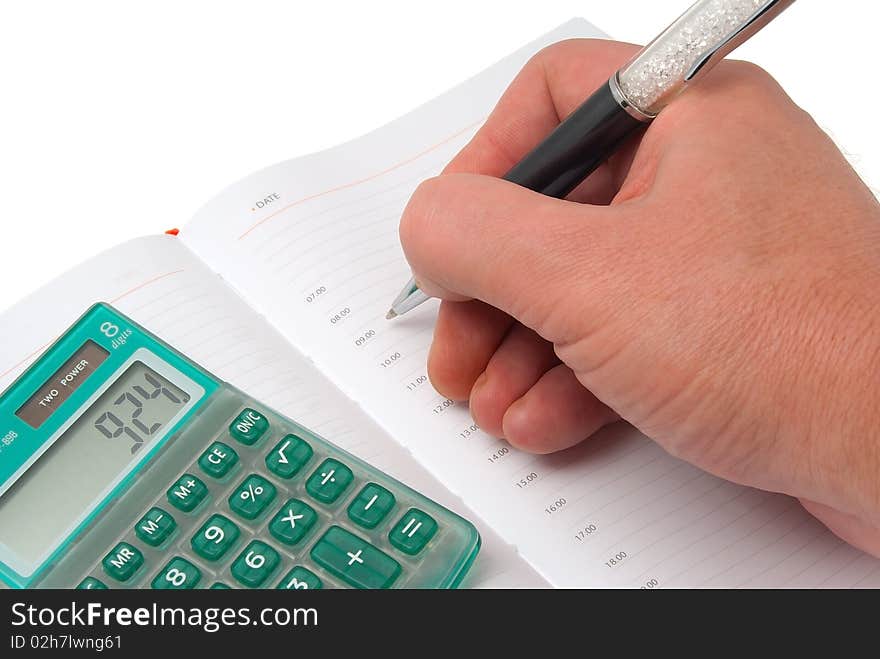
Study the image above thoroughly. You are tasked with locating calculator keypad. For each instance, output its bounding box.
[76,404,457,589]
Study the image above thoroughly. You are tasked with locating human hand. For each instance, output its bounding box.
[399,39,880,555]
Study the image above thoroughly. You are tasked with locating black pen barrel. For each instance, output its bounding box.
[502,79,645,199]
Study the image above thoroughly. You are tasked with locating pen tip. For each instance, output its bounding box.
[385,309,398,320]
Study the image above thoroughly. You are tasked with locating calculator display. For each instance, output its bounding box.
[0,361,193,572]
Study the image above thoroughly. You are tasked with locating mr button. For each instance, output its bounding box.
[102,542,144,582]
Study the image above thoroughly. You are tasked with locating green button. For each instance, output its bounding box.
[231,540,281,588]
[191,514,240,561]
[389,508,438,555]
[152,557,201,590]
[228,474,277,520]
[198,441,239,478]
[305,459,354,504]
[77,577,108,590]
[269,499,318,546]
[166,473,209,512]
[311,526,401,589]
[210,582,231,589]
[229,408,269,445]
[348,483,395,529]
[265,434,313,479]
[102,542,144,583]
[135,507,177,546]
[277,566,322,590]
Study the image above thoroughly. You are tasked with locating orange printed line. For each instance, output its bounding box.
[237,119,485,241]
[0,269,185,384]
[109,269,185,304]
[0,343,52,382]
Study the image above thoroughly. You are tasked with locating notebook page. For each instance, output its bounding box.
[181,20,880,587]
[0,236,543,588]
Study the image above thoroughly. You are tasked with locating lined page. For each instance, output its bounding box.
[182,20,880,587]
[0,236,543,588]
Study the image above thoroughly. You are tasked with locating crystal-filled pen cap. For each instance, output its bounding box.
[616,0,795,117]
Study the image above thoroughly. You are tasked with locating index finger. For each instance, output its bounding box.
[443,39,641,191]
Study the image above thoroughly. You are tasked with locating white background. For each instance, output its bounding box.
[1,0,877,313]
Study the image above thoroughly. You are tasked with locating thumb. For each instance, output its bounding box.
[399,173,627,337]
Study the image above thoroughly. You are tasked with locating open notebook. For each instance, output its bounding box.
[3,19,879,588]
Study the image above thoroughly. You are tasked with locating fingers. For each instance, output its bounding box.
[469,324,559,437]
[443,39,640,190]
[427,299,514,401]
[800,499,880,558]
[502,364,618,454]
[400,172,625,337]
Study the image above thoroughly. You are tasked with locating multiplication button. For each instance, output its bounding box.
[269,499,317,546]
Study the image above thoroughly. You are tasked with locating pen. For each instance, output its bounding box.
[386,0,795,320]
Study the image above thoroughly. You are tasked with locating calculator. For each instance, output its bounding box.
[0,304,480,589]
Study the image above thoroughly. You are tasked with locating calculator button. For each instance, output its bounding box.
[231,540,281,588]
[229,408,269,445]
[389,509,438,555]
[152,557,202,590]
[277,566,322,590]
[102,542,144,583]
[210,582,232,589]
[228,474,277,520]
[135,507,177,546]
[198,441,239,478]
[348,483,396,529]
[265,434,313,479]
[166,473,209,512]
[269,499,318,546]
[191,514,241,561]
[305,459,354,504]
[77,577,108,590]
[311,526,401,589]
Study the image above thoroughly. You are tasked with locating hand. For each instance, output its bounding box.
[399,39,880,556]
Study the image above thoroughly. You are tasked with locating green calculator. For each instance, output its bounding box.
[0,304,480,589]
